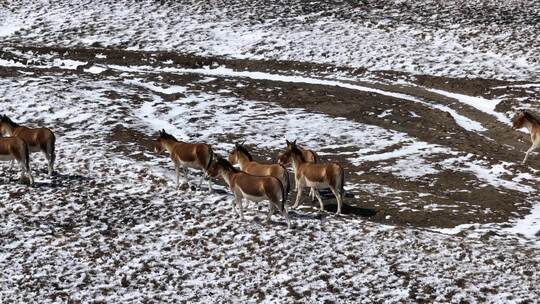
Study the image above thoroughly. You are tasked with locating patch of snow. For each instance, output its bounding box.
[428,88,509,124]
[505,202,540,239]
[85,66,107,74]
[125,79,186,94]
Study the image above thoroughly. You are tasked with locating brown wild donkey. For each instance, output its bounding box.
[0,136,34,185]
[281,140,345,214]
[512,110,540,164]
[0,115,55,176]
[207,157,291,228]
[277,140,318,165]
[229,142,290,197]
[277,139,319,199]
[154,129,214,191]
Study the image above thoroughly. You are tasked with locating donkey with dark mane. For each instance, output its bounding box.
[0,115,55,176]
[207,157,291,228]
[277,139,318,199]
[280,140,345,214]
[154,129,214,191]
[512,110,540,164]
[229,142,290,200]
[0,136,33,185]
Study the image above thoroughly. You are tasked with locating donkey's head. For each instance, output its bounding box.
[154,129,176,154]
[280,139,304,164]
[229,141,251,164]
[0,115,17,136]
[512,110,527,129]
[207,156,238,178]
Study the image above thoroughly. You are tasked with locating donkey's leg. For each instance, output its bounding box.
[174,162,181,189]
[48,141,55,176]
[230,198,238,215]
[207,174,213,193]
[330,187,342,215]
[236,196,244,220]
[43,150,53,176]
[280,206,291,229]
[265,203,276,224]
[183,167,193,190]
[523,144,539,164]
[19,160,33,186]
[293,180,304,209]
[197,171,205,190]
[313,189,325,211]
[9,160,14,171]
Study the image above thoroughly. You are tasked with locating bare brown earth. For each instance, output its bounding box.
[2,46,540,229]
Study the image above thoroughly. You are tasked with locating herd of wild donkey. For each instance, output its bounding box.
[1,110,540,228]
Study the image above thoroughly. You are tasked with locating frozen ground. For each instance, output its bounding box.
[0,46,539,302]
[1,0,540,80]
[1,1,540,302]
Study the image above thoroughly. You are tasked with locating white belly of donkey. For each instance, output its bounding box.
[179,160,200,169]
[0,154,16,161]
[305,179,329,189]
[241,191,266,203]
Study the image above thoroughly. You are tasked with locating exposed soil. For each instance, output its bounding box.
[4,46,533,228]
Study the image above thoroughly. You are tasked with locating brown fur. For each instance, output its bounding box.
[283,140,345,214]
[277,140,319,200]
[512,110,540,163]
[0,137,34,185]
[0,115,56,176]
[277,140,318,165]
[208,157,291,228]
[229,143,290,198]
[154,129,213,190]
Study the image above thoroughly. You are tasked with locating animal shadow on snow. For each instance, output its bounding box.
[32,173,93,188]
[290,189,377,219]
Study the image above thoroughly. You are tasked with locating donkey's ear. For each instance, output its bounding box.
[293,140,297,145]
[241,141,246,146]
[286,139,290,145]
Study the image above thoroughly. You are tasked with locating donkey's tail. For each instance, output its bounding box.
[277,176,286,212]
[49,133,56,170]
[206,145,214,171]
[310,150,319,163]
[24,143,30,173]
[279,164,290,203]
[339,165,345,198]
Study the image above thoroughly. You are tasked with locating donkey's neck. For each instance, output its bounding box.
[290,155,305,173]
[161,139,178,154]
[0,124,17,137]
[522,120,537,134]
[237,154,252,169]
[220,170,234,187]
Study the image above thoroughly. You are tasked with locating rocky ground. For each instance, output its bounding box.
[1,1,540,303]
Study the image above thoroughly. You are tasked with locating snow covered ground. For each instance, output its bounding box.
[0,49,539,302]
[1,0,540,80]
[1,1,540,302]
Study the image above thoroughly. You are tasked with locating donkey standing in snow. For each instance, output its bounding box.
[0,136,34,185]
[512,110,540,164]
[228,142,290,199]
[0,115,55,176]
[280,140,345,214]
[154,129,214,191]
[207,157,291,228]
[277,139,318,199]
